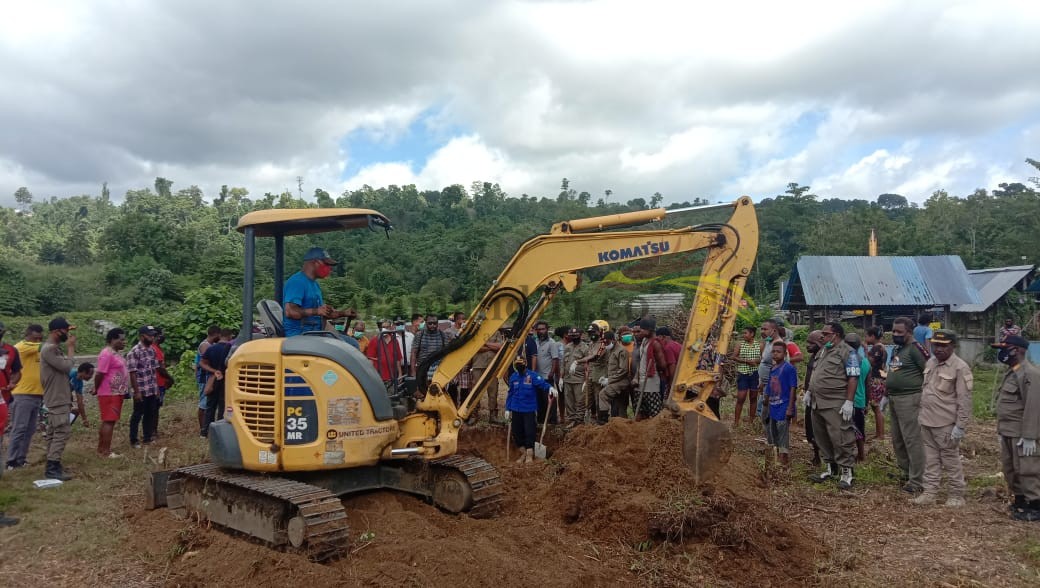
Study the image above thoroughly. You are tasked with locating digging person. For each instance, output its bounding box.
[506,354,556,465]
[808,322,859,489]
[992,335,1040,521]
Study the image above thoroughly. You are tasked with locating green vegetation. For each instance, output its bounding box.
[2,163,1038,360]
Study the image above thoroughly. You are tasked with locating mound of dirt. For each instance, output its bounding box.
[140,415,822,587]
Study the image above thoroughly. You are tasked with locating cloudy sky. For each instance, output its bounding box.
[2,0,1038,206]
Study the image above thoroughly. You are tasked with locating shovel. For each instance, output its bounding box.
[535,397,554,459]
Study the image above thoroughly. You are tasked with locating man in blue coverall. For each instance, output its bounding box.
[506,354,558,465]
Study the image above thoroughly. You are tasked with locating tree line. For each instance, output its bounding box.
[1,158,1038,357]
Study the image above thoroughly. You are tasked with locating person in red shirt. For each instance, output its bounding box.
[655,327,683,402]
[366,321,404,394]
[0,322,23,408]
[150,329,175,440]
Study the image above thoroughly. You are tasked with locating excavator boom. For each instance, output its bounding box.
[411,197,758,481]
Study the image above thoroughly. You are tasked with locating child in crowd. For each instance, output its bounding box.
[765,340,798,468]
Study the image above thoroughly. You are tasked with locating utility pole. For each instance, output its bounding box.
[297,176,304,199]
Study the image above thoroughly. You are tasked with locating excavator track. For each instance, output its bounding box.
[427,454,503,518]
[166,463,351,563]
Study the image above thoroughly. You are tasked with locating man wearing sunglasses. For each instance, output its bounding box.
[283,247,357,337]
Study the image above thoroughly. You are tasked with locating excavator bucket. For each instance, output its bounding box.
[681,411,733,483]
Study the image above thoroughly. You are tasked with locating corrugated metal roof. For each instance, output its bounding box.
[782,256,981,309]
[951,265,1033,313]
[629,293,684,315]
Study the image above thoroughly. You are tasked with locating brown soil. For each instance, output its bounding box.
[138,416,821,587]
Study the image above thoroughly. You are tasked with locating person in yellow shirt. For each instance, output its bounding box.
[6,324,44,470]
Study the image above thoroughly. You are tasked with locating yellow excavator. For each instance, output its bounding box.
[152,197,758,561]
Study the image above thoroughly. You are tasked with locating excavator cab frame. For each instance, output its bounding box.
[233,208,393,343]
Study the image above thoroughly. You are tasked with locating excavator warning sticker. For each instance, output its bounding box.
[327,397,361,426]
[258,450,277,465]
[323,440,345,465]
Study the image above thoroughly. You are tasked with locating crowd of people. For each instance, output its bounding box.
[720,314,1040,522]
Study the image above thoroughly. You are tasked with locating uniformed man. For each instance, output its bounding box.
[472,328,505,423]
[992,335,1040,521]
[809,322,860,489]
[802,330,825,467]
[562,327,591,428]
[40,317,77,481]
[914,329,972,507]
[597,331,630,423]
[584,321,609,421]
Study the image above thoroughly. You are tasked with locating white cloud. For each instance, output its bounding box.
[1,0,1039,205]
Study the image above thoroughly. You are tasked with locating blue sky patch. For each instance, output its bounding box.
[340,108,467,179]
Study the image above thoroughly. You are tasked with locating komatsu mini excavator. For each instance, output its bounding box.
[151,197,758,560]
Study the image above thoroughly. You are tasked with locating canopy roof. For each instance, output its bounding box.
[235,208,392,237]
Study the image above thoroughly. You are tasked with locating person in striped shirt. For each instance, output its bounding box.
[729,326,761,427]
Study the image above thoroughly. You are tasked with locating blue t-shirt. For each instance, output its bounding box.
[69,368,84,396]
[505,369,551,413]
[766,362,798,421]
[283,271,324,337]
[912,325,932,347]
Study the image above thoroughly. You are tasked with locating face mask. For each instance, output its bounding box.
[605,343,614,351]
[59,332,69,343]
[998,348,1015,364]
[315,263,332,279]
[537,332,548,340]
[353,331,364,340]
[621,334,634,344]
[824,342,833,349]
[459,322,466,329]
[568,335,581,342]
[514,363,525,373]
[892,335,906,346]
[764,336,772,342]
[396,325,405,332]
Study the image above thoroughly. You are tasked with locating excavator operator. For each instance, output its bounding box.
[282,247,357,337]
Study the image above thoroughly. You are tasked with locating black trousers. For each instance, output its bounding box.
[130,395,160,444]
[536,387,558,424]
[511,411,537,449]
[204,387,226,433]
[805,405,818,449]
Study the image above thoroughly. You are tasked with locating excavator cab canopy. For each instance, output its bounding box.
[234,208,393,342]
[236,208,392,237]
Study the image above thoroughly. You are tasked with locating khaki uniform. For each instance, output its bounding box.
[996,361,1040,501]
[472,332,504,416]
[808,341,857,468]
[598,344,631,412]
[586,341,608,415]
[918,354,972,497]
[40,342,74,463]
[562,341,591,424]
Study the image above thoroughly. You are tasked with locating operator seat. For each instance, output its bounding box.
[256,300,285,337]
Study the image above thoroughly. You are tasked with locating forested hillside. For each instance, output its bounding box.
[1,159,1038,356]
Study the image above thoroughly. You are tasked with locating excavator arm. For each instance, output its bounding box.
[397,197,757,481]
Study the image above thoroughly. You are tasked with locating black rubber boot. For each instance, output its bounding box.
[1010,494,1027,512]
[45,460,72,482]
[597,410,609,425]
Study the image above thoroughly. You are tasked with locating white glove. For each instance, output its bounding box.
[1018,438,1037,457]
[950,425,965,441]
[878,396,889,413]
[569,361,577,375]
[801,389,811,408]
[840,400,854,422]
[504,410,511,421]
[548,386,559,400]
[598,377,608,387]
